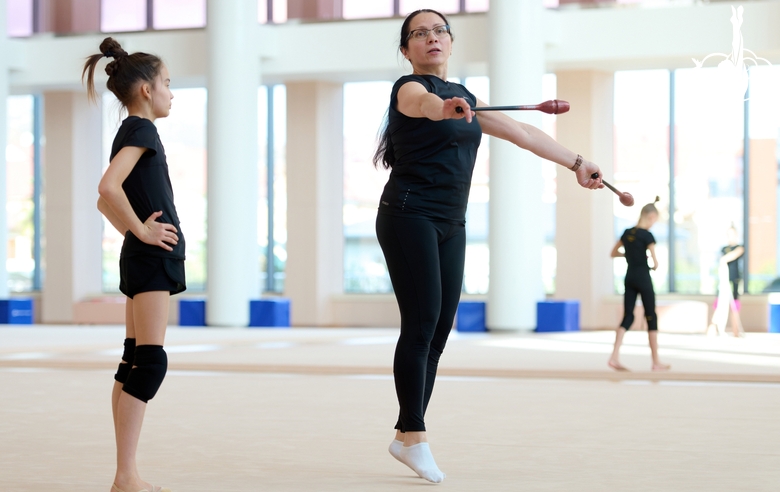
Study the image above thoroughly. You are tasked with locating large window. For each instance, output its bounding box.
[462,76,490,295]
[6,96,37,292]
[342,0,393,19]
[101,0,147,32]
[101,89,207,292]
[102,0,206,31]
[612,67,780,296]
[342,81,393,293]
[399,0,461,15]
[541,73,558,295]
[273,0,488,22]
[613,70,670,294]
[674,67,744,295]
[6,0,34,37]
[258,85,288,293]
[6,0,206,36]
[258,0,288,23]
[747,66,780,293]
[152,0,206,29]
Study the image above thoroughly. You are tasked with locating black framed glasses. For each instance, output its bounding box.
[406,25,450,42]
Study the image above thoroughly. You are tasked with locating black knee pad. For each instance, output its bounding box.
[114,338,136,384]
[646,314,658,331]
[123,345,167,403]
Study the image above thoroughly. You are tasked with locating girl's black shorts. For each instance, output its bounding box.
[119,255,186,299]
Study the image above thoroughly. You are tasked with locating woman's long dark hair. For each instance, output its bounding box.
[372,9,452,170]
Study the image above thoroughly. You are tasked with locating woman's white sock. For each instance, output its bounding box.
[388,439,404,462]
[399,442,445,483]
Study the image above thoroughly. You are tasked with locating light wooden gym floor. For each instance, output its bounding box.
[2,326,780,491]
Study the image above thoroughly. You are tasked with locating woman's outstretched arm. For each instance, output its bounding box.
[474,98,603,190]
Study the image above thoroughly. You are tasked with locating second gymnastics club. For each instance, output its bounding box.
[591,173,634,207]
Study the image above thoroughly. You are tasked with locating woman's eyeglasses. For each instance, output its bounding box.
[407,25,451,41]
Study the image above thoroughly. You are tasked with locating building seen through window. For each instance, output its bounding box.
[6,96,36,292]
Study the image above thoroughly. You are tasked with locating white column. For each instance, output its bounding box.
[206,0,259,326]
[487,0,546,330]
[555,70,615,329]
[41,92,103,322]
[0,0,9,298]
[285,81,343,326]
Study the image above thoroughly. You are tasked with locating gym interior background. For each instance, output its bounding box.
[2,0,780,330]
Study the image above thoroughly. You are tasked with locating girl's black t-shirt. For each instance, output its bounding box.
[378,74,483,224]
[721,244,742,280]
[110,116,185,260]
[621,227,655,270]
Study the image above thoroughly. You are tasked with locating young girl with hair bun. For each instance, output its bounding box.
[83,37,184,492]
[608,197,670,372]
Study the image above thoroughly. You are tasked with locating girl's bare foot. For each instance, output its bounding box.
[112,477,162,492]
[112,482,147,492]
[608,360,629,371]
[652,362,671,371]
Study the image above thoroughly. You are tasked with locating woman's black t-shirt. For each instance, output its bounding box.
[621,227,655,270]
[110,116,185,260]
[378,74,483,224]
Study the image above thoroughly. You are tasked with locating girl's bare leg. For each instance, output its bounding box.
[729,303,744,337]
[113,291,169,492]
[608,327,629,371]
[112,299,136,434]
[649,330,670,371]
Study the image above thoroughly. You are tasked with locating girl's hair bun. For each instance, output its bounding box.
[100,37,128,59]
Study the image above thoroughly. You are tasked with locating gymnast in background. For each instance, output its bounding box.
[608,197,670,372]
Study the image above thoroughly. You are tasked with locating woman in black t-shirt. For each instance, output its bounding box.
[84,38,182,492]
[608,197,670,372]
[373,9,604,483]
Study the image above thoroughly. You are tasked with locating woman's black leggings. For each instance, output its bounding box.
[620,268,657,331]
[376,214,466,433]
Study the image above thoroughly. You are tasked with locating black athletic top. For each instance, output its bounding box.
[721,245,742,280]
[621,227,655,270]
[378,74,482,224]
[110,116,185,260]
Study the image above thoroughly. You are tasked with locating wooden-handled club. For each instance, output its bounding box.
[455,99,570,115]
[591,173,634,207]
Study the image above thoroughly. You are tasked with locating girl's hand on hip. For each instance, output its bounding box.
[140,211,178,251]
